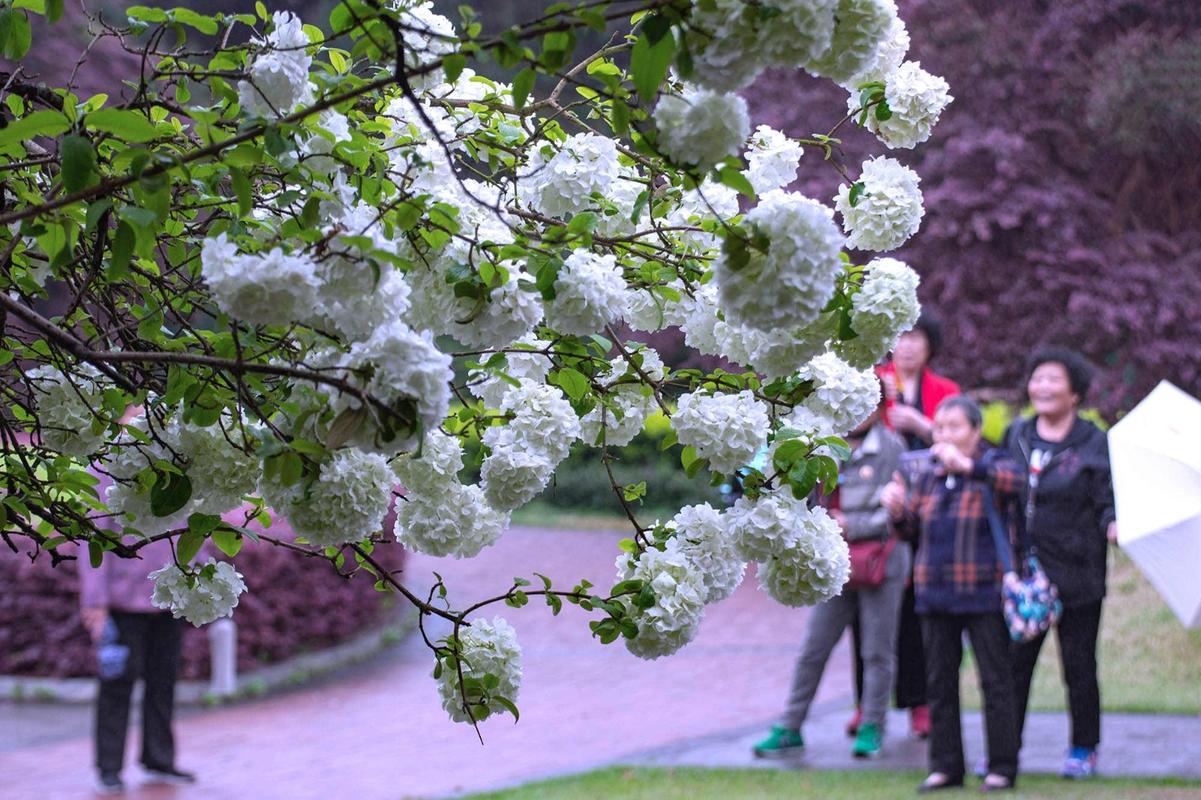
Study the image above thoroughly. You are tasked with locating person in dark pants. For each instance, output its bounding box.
[1003,347,1117,780]
[80,530,196,794]
[883,396,1022,793]
[848,314,960,740]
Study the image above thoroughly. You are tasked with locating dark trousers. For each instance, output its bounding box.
[95,611,183,775]
[853,555,927,709]
[1013,600,1103,751]
[922,612,1019,782]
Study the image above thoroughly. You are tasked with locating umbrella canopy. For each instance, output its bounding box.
[1108,380,1201,628]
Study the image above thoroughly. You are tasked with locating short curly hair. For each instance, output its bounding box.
[1024,346,1095,399]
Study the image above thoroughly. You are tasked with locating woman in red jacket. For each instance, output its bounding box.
[848,313,960,740]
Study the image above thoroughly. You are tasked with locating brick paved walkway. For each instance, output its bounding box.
[0,525,852,800]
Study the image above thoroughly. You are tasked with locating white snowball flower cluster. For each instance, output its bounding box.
[448,271,544,349]
[238,11,313,117]
[26,365,107,457]
[678,283,723,357]
[758,505,851,606]
[666,181,740,254]
[835,156,924,252]
[397,2,458,92]
[520,133,620,218]
[624,280,694,333]
[263,449,395,547]
[683,0,838,92]
[395,482,508,558]
[467,335,551,410]
[654,86,749,170]
[839,12,910,89]
[200,234,322,326]
[345,321,454,450]
[479,379,580,511]
[672,390,770,474]
[618,538,707,660]
[391,428,464,492]
[746,125,804,195]
[804,0,895,85]
[835,257,921,368]
[789,352,882,434]
[103,417,193,537]
[149,559,247,626]
[436,616,523,723]
[857,61,952,149]
[729,491,807,563]
[715,190,845,332]
[741,316,837,380]
[579,347,664,447]
[544,250,629,336]
[671,503,746,604]
[171,417,259,515]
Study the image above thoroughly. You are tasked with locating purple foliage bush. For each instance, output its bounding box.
[746,0,1201,417]
[0,540,405,680]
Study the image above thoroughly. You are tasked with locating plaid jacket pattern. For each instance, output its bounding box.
[893,447,1023,615]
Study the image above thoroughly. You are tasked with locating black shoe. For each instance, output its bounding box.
[917,772,965,793]
[95,773,125,794]
[143,766,197,785]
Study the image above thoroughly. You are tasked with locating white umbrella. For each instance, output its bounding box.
[1108,380,1201,628]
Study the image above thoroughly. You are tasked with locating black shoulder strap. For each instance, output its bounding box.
[980,482,1016,574]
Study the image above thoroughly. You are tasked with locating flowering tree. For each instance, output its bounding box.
[0,0,947,728]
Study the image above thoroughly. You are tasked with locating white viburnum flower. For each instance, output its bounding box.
[858,60,953,149]
[397,3,458,92]
[834,257,921,368]
[480,428,555,512]
[618,538,707,660]
[579,348,664,446]
[265,449,396,547]
[672,390,770,474]
[624,280,693,333]
[466,335,551,410]
[171,416,259,515]
[835,156,924,252]
[839,12,909,89]
[728,491,808,563]
[789,351,882,434]
[395,482,509,558]
[390,428,465,494]
[714,190,845,332]
[26,364,108,458]
[805,0,895,85]
[746,125,803,195]
[237,12,314,117]
[149,559,247,626]
[671,503,746,604]
[544,249,629,337]
[520,133,620,219]
[200,234,322,326]
[448,271,544,349]
[654,86,750,170]
[495,380,582,465]
[761,0,839,68]
[436,616,523,723]
[758,505,851,606]
[744,314,839,380]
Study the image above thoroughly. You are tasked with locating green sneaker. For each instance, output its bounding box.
[752,725,804,758]
[852,721,882,759]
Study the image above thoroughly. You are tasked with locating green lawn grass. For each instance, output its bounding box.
[511,501,679,532]
[962,549,1201,714]
[464,767,1201,800]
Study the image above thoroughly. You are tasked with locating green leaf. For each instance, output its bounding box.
[552,367,590,402]
[493,696,520,722]
[567,211,597,236]
[109,221,135,277]
[212,529,243,557]
[176,528,205,566]
[150,470,192,517]
[229,166,252,218]
[0,10,32,60]
[718,167,755,198]
[60,135,96,192]
[848,180,866,207]
[170,7,218,35]
[512,67,535,109]
[630,28,675,103]
[87,108,159,143]
[442,53,467,84]
[46,0,62,22]
[0,109,70,149]
[88,540,103,569]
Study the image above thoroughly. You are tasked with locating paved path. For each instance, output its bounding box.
[0,525,851,800]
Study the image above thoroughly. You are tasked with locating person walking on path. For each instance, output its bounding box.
[79,488,197,795]
[1003,346,1117,780]
[882,396,1022,793]
[752,403,909,760]
[848,313,960,740]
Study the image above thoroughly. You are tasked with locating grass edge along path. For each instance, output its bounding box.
[461,766,1201,800]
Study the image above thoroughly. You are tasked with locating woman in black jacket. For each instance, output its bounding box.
[1004,346,1116,780]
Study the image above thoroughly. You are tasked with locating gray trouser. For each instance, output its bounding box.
[782,541,910,730]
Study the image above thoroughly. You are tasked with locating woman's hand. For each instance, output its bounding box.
[881,472,907,519]
[932,442,974,474]
[1107,521,1119,544]
[890,404,932,440]
[82,607,108,642]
